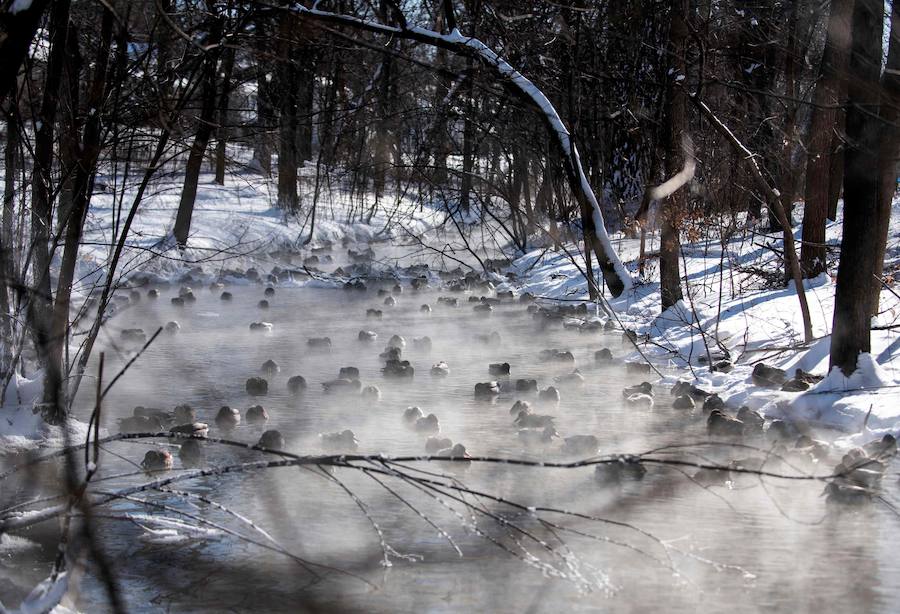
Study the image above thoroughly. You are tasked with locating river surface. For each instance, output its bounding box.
[2,255,900,613]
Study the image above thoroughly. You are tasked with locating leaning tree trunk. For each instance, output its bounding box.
[801,0,854,278]
[174,13,222,246]
[659,0,689,311]
[830,0,884,375]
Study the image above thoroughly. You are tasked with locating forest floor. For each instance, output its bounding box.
[3,163,900,448]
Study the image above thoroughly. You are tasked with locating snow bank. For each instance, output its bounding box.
[0,572,69,614]
[502,197,900,444]
[1,372,96,452]
[77,160,448,288]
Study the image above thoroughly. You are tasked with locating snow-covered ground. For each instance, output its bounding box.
[76,161,446,289]
[506,201,900,447]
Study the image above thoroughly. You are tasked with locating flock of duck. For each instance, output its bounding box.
[115,246,896,502]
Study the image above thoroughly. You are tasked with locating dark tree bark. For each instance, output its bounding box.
[458,60,475,214]
[174,8,223,245]
[733,0,777,221]
[319,46,342,166]
[253,14,273,176]
[297,56,316,163]
[29,0,71,417]
[771,0,809,237]
[49,6,115,402]
[659,0,688,310]
[373,28,394,200]
[156,0,177,112]
[1,103,17,363]
[830,0,884,375]
[57,23,82,227]
[214,46,236,185]
[801,0,854,278]
[0,0,51,107]
[871,5,900,314]
[276,13,300,212]
[431,12,452,188]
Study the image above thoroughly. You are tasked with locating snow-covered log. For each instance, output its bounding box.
[293,3,632,297]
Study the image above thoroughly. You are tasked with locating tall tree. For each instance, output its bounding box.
[801,0,854,278]
[276,12,300,213]
[174,2,224,245]
[214,46,236,185]
[252,13,274,176]
[29,0,71,416]
[1,101,17,368]
[48,5,116,412]
[871,5,900,315]
[659,0,689,310]
[830,0,884,374]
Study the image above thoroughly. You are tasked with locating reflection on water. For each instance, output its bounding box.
[3,277,899,613]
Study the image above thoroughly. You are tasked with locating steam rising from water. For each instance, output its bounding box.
[3,273,898,612]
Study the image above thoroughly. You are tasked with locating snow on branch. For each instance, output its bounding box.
[649,135,696,202]
[293,3,633,296]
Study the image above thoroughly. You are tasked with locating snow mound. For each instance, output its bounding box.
[809,353,892,393]
[1,372,99,453]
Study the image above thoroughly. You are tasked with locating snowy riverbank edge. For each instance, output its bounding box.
[503,204,900,448]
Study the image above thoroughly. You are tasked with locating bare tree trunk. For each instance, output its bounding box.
[373,53,393,200]
[459,60,475,214]
[871,4,900,314]
[214,46,236,185]
[660,0,688,310]
[253,15,273,176]
[769,1,804,236]
[276,15,300,212]
[49,7,114,403]
[319,48,341,166]
[297,57,316,163]
[174,30,221,245]
[57,24,82,227]
[801,0,853,277]
[830,0,884,374]
[30,0,71,417]
[432,27,451,188]
[1,104,17,365]
[156,0,176,112]
[519,152,535,235]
